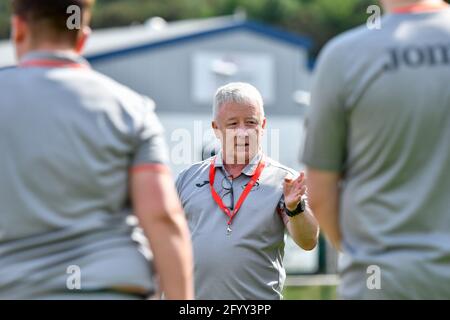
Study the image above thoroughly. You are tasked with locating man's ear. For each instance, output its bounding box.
[75,26,91,54]
[262,117,267,129]
[212,121,221,139]
[11,15,27,45]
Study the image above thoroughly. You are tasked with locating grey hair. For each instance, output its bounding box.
[213,82,264,120]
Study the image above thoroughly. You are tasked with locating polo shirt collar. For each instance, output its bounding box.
[214,150,264,177]
[19,50,91,68]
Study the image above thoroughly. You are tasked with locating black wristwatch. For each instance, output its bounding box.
[285,199,306,217]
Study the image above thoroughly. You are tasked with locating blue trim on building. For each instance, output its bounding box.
[86,20,312,64]
[242,21,311,49]
[0,65,16,72]
[307,58,316,71]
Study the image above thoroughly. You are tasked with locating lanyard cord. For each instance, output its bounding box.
[209,156,265,226]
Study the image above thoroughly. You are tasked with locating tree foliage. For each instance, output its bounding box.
[1,0,449,57]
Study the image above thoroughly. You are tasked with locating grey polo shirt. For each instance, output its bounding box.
[0,51,168,298]
[176,151,297,300]
[302,9,450,299]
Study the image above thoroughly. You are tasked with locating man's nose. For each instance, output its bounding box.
[235,127,250,137]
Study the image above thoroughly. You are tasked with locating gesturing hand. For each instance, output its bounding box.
[283,172,307,211]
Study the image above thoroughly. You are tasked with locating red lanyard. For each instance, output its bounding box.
[392,1,449,13]
[19,59,89,69]
[209,156,265,228]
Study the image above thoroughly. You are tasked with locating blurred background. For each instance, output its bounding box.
[1,0,382,56]
[1,0,434,300]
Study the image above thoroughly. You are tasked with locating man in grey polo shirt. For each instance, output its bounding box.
[0,0,193,299]
[176,82,319,300]
[303,0,450,299]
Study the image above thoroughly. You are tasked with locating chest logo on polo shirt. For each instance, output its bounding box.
[195,180,209,188]
[242,181,260,191]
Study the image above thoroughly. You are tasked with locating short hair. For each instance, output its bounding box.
[213,82,265,120]
[12,0,95,46]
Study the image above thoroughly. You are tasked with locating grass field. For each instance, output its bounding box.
[283,286,337,300]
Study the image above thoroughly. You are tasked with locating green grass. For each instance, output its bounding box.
[283,286,337,300]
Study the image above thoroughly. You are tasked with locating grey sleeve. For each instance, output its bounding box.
[174,170,184,196]
[175,168,191,208]
[301,40,347,172]
[132,97,169,166]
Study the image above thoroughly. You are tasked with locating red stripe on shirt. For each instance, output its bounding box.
[19,60,89,69]
[130,164,171,174]
[392,1,449,13]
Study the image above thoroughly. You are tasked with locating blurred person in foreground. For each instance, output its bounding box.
[0,0,193,299]
[176,82,319,300]
[303,0,450,299]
